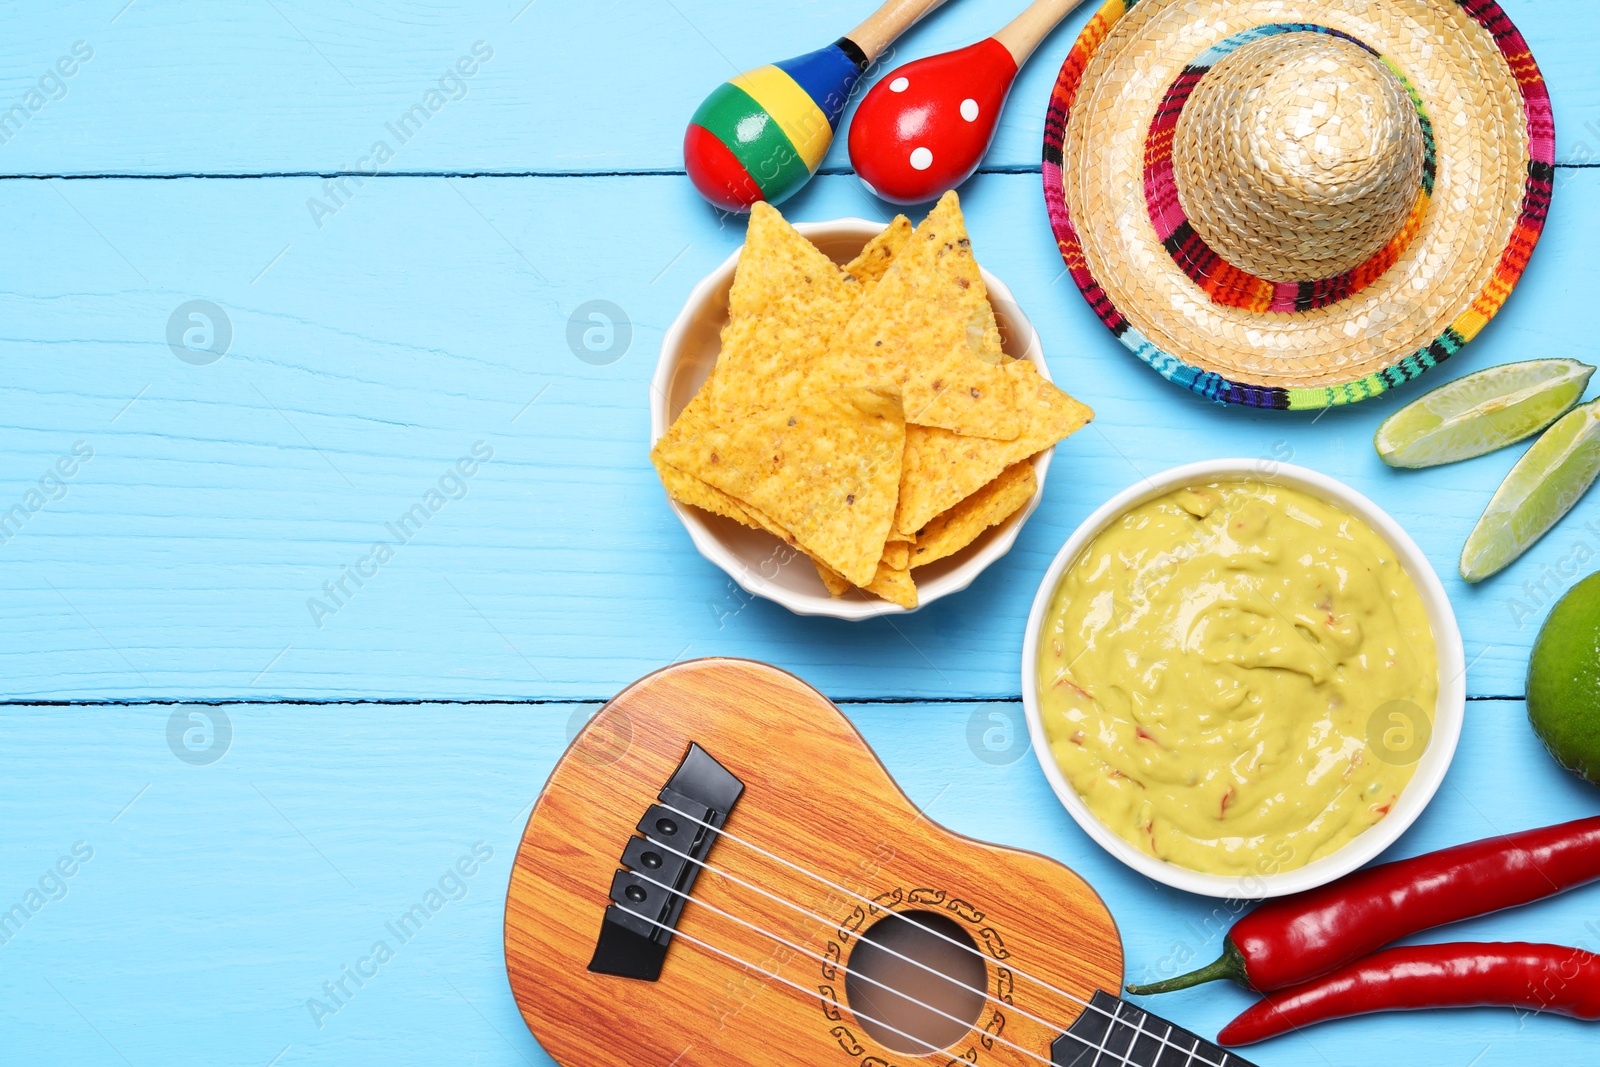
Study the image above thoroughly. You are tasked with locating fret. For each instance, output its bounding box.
[1097,999,1132,1067]
[1049,991,1260,1067]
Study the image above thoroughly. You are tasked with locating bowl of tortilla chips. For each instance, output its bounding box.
[650,192,1092,619]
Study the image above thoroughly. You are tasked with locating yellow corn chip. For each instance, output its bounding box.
[658,387,905,587]
[886,530,914,543]
[816,543,914,603]
[656,461,757,527]
[652,366,753,522]
[811,557,915,608]
[862,560,917,609]
[733,501,857,591]
[666,455,867,593]
[813,559,853,597]
[718,495,861,600]
[727,488,798,546]
[691,485,855,598]
[894,360,1091,536]
[657,366,840,569]
[911,461,1037,569]
[843,215,912,289]
[654,361,717,445]
[881,540,911,571]
[660,465,860,611]
[707,202,859,422]
[811,191,1017,439]
[967,304,1006,367]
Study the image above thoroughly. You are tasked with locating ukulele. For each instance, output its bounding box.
[506,658,1257,1067]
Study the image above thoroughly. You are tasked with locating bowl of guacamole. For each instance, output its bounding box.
[1021,460,1464,899]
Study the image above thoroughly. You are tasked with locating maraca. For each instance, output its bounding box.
[848,0,1087,203]
[683,0,949,212]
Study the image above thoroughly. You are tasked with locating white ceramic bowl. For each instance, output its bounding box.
[651,217,1055,620]
[1020,460,1466,898]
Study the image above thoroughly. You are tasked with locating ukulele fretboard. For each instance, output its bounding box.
[1051,991,1257,1067]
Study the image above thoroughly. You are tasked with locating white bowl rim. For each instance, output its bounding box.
[1019,459,1467,899]
[650,216,1055,621]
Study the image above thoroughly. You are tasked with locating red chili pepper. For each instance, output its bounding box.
[1127,814,1600,995]
[1217,942,1600,1046]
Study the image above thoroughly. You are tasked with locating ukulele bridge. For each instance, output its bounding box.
[588,742,744,981]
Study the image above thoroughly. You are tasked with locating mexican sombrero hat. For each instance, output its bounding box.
[1042,0,1554,409]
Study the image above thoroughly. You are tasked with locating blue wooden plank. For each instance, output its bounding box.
[0,0,1595,174]
[1,697,1594,1064]
[0,170,1596,700]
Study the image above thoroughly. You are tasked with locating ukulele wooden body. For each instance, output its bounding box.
[506,658,1123,1067]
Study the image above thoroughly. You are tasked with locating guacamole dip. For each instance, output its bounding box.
[1036,480,1437,877]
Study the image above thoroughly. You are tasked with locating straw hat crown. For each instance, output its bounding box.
[1171,31,1426,283]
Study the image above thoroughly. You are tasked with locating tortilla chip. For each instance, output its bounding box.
[910,343,1014,433]
[658,370,841,565]
[698,489,856,595]
[911,462,1037,569]
[658,387,905,587]
[862,561,917,609]
[967,304,1006,367]
[894,360,1092,536]
[886,530,914,543]
[812,191,1018,439]
[724,502,857,594]
[659,460,860,606]
[707,201,860,421]
[844,215,913,289]
[814,559,853,597]
[811,556,915,608]
[881,540,911,571]
[656,461,759,527]
[652,367,754,523]
[654,359,715,440]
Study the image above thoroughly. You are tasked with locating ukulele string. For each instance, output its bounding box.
[638,831,1222,1067]
[618,876,1152,1067]
[627,865,1153,1067]
[652,801,1232,1067]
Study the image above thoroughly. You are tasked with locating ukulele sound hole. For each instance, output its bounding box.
[844,910,986,1053]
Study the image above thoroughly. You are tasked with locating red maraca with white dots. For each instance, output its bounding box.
[849,0,1088,204]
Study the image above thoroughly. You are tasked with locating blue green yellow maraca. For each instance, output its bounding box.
[682,0,948,211]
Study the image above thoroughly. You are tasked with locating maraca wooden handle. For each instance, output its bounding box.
[848,0,951,60]
[993,0,1088,65]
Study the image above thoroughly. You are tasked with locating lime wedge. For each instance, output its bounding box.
[1460,399,1600,582]
[1375,359,1593,468]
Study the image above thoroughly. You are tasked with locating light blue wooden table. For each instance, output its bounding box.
[3,2,1599,1064]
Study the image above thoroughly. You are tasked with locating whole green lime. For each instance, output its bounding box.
[1528,571,1600,786]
